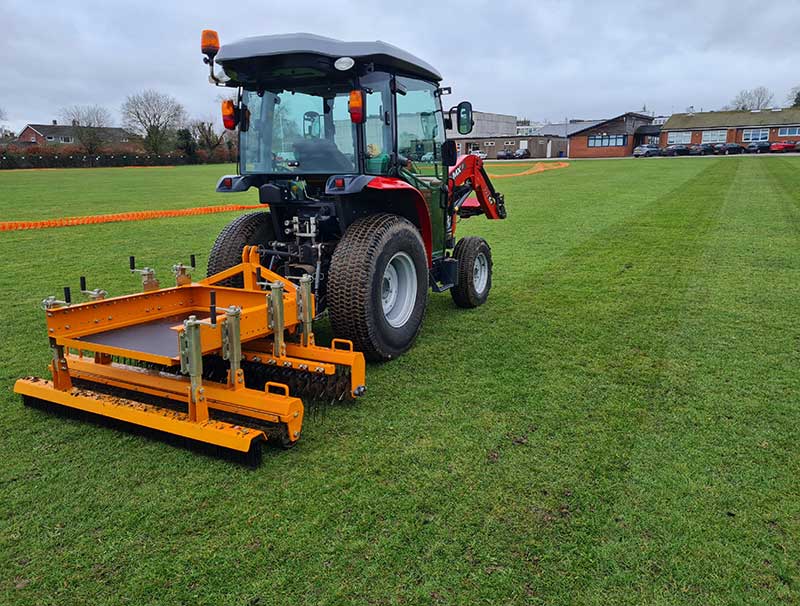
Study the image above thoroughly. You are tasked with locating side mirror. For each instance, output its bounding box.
[456,101,473,135]
[441,140,457,167]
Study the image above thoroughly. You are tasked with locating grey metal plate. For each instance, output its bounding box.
[77,316,189,359]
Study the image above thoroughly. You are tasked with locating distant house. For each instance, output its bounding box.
[567,112,655,158]
[16,120,134,146]
[660,108,800,146]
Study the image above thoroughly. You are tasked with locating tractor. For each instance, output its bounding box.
[202,31,507,361]
[13,31,507,463]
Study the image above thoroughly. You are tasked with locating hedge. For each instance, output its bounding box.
[0,145,237,169]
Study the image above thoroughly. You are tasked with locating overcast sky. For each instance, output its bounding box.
[2,0,799,133]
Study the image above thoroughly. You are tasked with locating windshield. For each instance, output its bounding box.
[240,88,357,174]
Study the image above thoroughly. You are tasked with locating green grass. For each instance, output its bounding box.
[1,158,799,605]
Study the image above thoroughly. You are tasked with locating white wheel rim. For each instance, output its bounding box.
[473,252,489,294]
[381,252,417,328]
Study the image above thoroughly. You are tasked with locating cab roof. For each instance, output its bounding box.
[216,33,442,83]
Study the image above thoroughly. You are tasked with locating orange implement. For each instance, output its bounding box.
[15,247,366,463]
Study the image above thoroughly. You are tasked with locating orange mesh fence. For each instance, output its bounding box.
[1,163,568,233]
[486,161,569,179]
[1,204,264,232]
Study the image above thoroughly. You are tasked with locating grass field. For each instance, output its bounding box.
[1,157,799,605]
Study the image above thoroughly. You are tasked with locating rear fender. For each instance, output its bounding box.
[328,175,433,266]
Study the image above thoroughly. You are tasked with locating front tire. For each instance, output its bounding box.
[207,212,275,286]
[451,236,493,308]
[328,214,428,361]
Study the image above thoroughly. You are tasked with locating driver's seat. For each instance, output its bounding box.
[293,139,354,172]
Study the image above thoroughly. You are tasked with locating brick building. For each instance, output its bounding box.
[660,108,800,146]
[567,113,654,158]
[17,121,132,146]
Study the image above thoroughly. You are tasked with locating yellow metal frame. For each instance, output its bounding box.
[16,246,366,455]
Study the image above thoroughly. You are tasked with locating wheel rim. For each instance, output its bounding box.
[381,252,417,328]
[473,252,489,294]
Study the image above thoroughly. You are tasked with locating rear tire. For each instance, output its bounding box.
[207,212,274,286]
[451,236,493,308]
[328,214,428,361]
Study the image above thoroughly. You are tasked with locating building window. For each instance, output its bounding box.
[503,141,516,146]
[701,130,726,143]
[587,134,627,147]
[778,126,800,137]
[46,135,55,141]
[60,136,73,143]
[667,131,692,144]
[483,141,494,146]
[29,136,36,142]
[742,128,769,142]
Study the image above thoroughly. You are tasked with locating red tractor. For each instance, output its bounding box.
[202,31,507,361]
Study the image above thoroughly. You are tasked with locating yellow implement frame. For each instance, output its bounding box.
[15,247,366,459]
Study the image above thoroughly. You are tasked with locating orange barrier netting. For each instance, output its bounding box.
[1,204,264,232]
[486,161,569,179]
[1,163,569,233]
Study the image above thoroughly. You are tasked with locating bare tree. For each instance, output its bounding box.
[788,85,800,108]
[0,106,10,138]
[59,104,113,154]
[121,90,186,154]
[729,86,775,111]
[192,119,224,154]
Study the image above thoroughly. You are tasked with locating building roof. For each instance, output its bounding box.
[534,120,603,137]
[663,108,800,130]
[216,33,441,82]
[568,112,653,136]
[21,124,132,142]
[635,124,662,136]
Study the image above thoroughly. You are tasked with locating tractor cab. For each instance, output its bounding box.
[205,32,472,192]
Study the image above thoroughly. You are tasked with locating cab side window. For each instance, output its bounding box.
[395,76,444,179]
[362,72,393,175]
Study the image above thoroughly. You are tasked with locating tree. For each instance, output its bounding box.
[729,86,775,111]
[121,90,186,154]
[0,106,7,122]
[175,128,198,162]
[787,86,800,108]
[59,105,113,154]
[192,120,224,154]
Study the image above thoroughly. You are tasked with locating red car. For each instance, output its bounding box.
[770,141,797,152]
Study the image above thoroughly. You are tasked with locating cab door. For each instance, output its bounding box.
[393,76,447,258]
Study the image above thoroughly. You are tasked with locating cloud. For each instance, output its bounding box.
[2,0,799,133]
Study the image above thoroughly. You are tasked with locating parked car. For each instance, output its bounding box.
[662,144,691,156]
[715,143,744,155]
[689,143,716,156]
[513,148,531,159]
[419,151,435,162]
[496,149,514,160]
[745,141,772,154]
[470,150,487,160]
[770,141,797,153]
[633,143,661,157]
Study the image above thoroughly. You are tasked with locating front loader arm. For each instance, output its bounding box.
[447,154,507,220]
